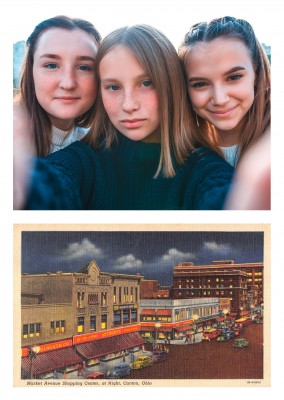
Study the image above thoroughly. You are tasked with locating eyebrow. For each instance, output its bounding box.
[100,73,150,84]
[40,54,96,62]
[188,66,246,82]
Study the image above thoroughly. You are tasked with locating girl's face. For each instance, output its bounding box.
[99,45,160,143]
[184,37,255,146]
[33,28,98,131]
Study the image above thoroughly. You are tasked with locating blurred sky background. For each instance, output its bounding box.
[11,0,275,47]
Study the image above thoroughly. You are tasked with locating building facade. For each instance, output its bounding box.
[21,261,144,378]
[171,260,264,314]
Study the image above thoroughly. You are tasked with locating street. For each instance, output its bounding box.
[128,323,263,379]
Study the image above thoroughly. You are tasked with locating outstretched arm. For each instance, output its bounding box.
[13,96,35,209]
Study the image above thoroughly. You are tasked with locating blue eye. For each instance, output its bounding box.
[191,81,207,88]
[141,80,152,87]
[107,85,119,91]
[228,74,243,81]
[79,65,91,71]
[45,63,57,69]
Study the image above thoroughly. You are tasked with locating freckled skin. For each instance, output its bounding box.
[33,28,98,131]
[99,45,160,143]
[184,37,255,146]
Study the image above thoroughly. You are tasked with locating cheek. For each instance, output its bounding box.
[143,92,159,112]
[81,77,98,101]
[102,95,120,117]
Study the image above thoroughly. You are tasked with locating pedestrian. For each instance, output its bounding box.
[179,16,270,167]
[14,15,101,156]
[14,24,234,210]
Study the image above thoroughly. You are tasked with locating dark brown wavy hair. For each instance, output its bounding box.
[20,15,101,156]
[179,16,271,164]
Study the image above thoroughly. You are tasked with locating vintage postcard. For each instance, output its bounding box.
[14,224,270,387]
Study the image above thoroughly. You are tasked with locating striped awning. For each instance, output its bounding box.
[75,332,145,360]
[21,347,83,377]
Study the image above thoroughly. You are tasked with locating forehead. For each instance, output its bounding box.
[185,37,253,74]
[99,45,146,76]
[34,27,98,56]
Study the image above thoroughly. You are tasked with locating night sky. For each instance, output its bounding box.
[21,230,264,285]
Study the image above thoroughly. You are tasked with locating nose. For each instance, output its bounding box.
[59,68,77,90]
[210,85,229,106]
[122,90,139,112]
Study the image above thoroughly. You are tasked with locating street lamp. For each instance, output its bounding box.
[223,309,229,326]
[239,307,243,317]
[154,322,161,348]
[192,314,198,343]
[29,345,40,379]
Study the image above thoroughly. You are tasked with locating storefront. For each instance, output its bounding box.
[74,325,145,364]
[21,340,83,379]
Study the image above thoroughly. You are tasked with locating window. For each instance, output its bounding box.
[113,287,117,303]
[101,292,107,306]
[130,287,133,302]
[77,316,84,333]
[135,287,138,302]
[119,287,122,303]
[77,291,85,308]
[101,314,107,330]
[23,324,28,339]
[90,316,96,331]
[123,310,130,324]
[114,311,121,326]
[23,322,41,338]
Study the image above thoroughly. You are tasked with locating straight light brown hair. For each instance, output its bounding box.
[84,24,194,177]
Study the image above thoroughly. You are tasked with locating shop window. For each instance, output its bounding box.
[77,316,85,333]
[123,310,130,324]
[114,311,121,326]
[131,310,137,322]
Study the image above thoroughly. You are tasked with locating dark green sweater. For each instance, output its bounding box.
[26,134,234,210]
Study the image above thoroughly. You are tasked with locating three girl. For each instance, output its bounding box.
[17,24,234,210]
[179,16,270,167]
[18,15,101,156]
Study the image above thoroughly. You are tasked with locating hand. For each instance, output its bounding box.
[225,129,271,210]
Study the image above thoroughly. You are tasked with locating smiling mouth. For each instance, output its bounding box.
[210,105,238,115]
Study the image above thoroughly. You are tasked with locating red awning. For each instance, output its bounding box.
[141,309,156,315]
[159,326,173,332]
[75,332,145,359]
[155,309,172,316]
[140,326,155,332]
[21,347,83,376]
[216,317,225,322]
[175,324,193,332]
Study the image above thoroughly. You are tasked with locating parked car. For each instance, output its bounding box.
[217,330,235,341]
[106,363,131,379]
[86,372,106,379]
[130,355,153,369]
[202,328,220,340]
[152,350,167,362]
[233,338,249,348]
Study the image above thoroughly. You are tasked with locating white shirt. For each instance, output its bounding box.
[51,125,89,154]
[220,144,239,167]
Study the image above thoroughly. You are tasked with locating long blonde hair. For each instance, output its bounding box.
[84,24,194,177]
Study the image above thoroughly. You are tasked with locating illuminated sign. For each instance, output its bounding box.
[21,338,72,357]
[73,324,140,344]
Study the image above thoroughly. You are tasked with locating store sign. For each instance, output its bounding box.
[21,338,73,357]
[73,324,140,344]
